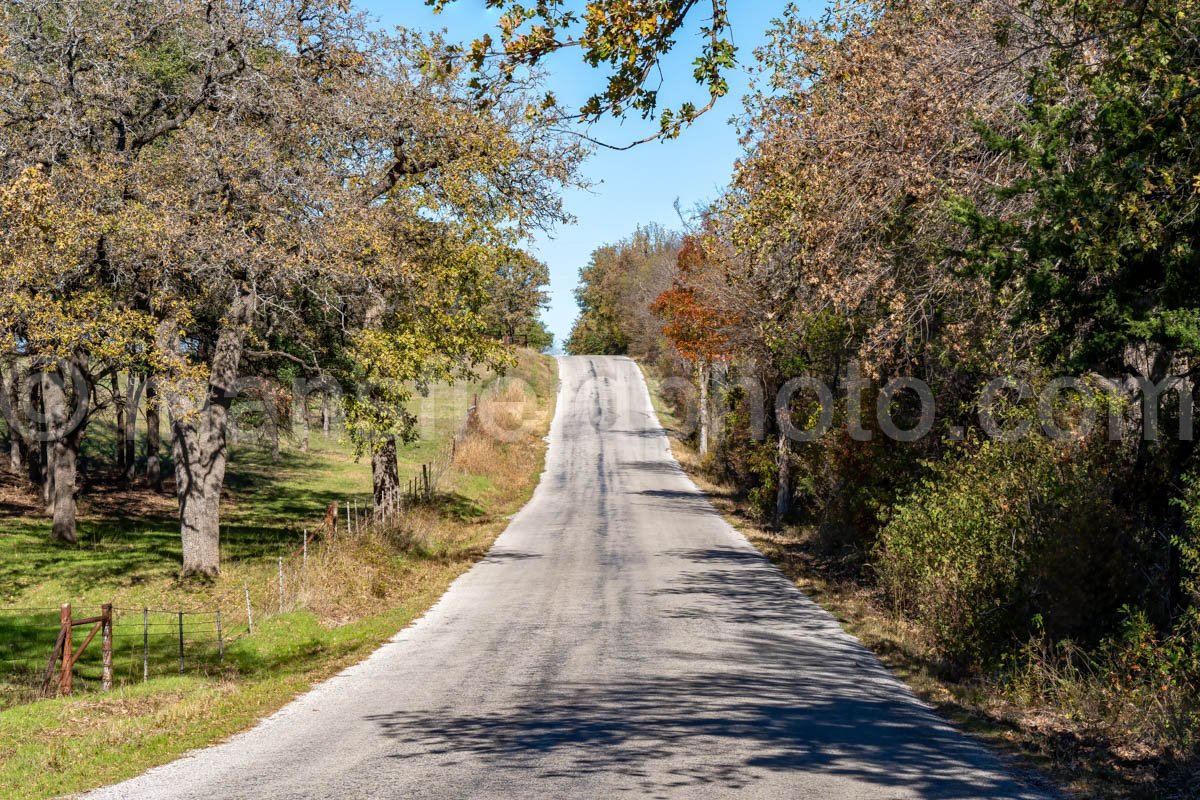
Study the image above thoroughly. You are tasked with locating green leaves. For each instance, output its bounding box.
[430,0,736,147]
[959,0,1200,373]
[567,224,679,357]
[877,436,1129,669]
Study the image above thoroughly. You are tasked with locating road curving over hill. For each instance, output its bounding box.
[84,355,1049,800]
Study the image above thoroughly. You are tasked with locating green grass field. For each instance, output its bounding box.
[0,350,559,799]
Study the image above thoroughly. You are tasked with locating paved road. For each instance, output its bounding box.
[85,356,1048,799]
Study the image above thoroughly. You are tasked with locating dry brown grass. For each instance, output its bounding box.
[0,470,40,517]
[77,481,178,519]
[286,512,475,625]
[454,377,553,497]
[452,435,498,478]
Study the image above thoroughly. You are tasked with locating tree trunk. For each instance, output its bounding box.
[123,375,140,484]
[167,293,254,577]
[698,359,711,456]
[114,374,127,471]
[41,362,86,544]
[26,441,42,488]
[3,364,20,474]
[145,380,162,491]
[49,426,82,544]
[321,393,331,437]
[372,435,400,517]
[41,372,55,513]
[171,415,227,575]
[269,408,280,463]
[299,394,309,454]
[11,371,44,488]
[23,410,42,487]
[774,432,791,526]
[42,447,53,508]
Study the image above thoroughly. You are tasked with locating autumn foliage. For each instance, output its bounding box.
[568,1,1200,790]
[650,237,730,364]
[0,0,580,573]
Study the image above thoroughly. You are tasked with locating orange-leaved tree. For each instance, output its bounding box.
[651,235,730,455]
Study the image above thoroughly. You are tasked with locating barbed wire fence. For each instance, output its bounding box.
[0,605,225,702]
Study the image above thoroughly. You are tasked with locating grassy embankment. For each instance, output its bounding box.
[637,364,1105,799]
[0,350,558,800]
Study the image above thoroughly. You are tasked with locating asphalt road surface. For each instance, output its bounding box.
[84,356,1048,800]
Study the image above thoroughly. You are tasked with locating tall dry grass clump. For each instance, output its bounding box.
[454,378,550,497]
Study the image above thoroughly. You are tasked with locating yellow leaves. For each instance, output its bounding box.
[0,1,573,431]
[0,158,172,368]
[0,166,109,286]
[0,166,52,225]
[14,290,158,363]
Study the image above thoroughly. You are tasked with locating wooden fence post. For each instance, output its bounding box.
[423,464,430,499]
[177,611,185,675]
[142,608,148,682]
[216,609,224,662]
[42,612,68,696]
[245,585,253,633]
[101,603,113,692]
[59,603,72,696]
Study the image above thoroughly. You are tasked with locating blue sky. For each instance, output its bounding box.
[360,1,827,350]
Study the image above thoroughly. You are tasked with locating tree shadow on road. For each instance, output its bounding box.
[364,546,1048,799]
[629,488,716,519]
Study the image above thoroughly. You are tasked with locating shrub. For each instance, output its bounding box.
[875,436,1132,672]
[1008,607,1200,769]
